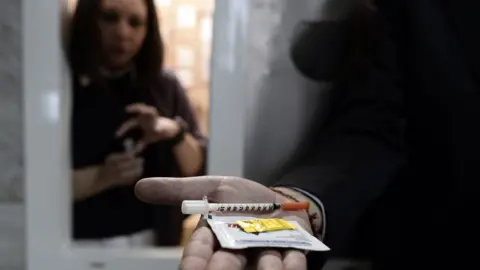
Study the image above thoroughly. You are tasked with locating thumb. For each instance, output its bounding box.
[135,176,227,205]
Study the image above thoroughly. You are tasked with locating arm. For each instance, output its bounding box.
[71,130,113,201]
[173,132,205,177]
[276,1,407,252]
[72,166,110,201]
[71,126,114,201]
[168,75,207,177]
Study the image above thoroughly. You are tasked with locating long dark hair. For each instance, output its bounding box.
[67,0,164,86]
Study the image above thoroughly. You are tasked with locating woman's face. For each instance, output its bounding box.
[98,0,148,69]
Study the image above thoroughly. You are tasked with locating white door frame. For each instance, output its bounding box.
[24,0,250,269]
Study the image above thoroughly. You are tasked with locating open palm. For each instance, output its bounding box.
[135,176,311,270]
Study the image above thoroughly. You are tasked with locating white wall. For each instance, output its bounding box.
[243,0,355,183]
[0,0,23,203]
[0,0,24,269]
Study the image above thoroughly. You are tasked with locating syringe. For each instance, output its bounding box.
[181,196,310,215]
[123,138,135,153]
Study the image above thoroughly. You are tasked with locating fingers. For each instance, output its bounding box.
[115,118,139,138]
[255,250,283,270]
[133,140,146,154]
[118,158,144,179]
[135,176,228,205]
[105,153,144,179]
[106,152,140,168]
[205,250,247,270]
[105,152,134,163]
[180,219,216,270]
[125,103,159,116]
[253,249,306,270]
[117,103,158,138]
[117,157,143,170]
[282,250,307,270]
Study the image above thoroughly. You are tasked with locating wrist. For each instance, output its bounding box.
[170,121,182,137]
[271,187,301,203]
[167,116,188,146]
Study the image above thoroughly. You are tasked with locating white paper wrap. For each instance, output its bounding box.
[207,215,330,251]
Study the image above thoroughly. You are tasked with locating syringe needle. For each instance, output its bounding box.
[181,199,310,215]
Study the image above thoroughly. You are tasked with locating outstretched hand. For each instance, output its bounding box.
[135,176,312,270]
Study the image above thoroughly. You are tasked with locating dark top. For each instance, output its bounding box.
[278,0,480,268]
[72,69,206,245]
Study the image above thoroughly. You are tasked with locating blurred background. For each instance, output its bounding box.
[66,0,213,135]
[0,0,352,269]
[0,1,23,269]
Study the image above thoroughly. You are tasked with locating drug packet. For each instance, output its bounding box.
[207,215,330,251]
[236,218,296,233]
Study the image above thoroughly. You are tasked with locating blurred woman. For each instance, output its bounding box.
[67,0,206,246]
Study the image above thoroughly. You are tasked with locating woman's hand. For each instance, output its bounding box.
[99,152,144,187]
[116,103,181,152]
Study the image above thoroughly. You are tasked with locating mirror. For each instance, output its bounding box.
[65,0,212,249]
[20,0,356,268]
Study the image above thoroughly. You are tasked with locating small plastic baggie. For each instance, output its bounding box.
[206,215,330,251]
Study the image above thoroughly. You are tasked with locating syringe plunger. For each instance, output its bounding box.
[181,199,310,215]
[182,199,209,215]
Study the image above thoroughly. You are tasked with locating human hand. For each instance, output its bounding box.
[135,176,312,270]
[99,152,144,187]
[115,103,181,152]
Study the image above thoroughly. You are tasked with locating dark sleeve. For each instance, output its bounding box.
[164,71,208,174]
[276,1,407,252]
